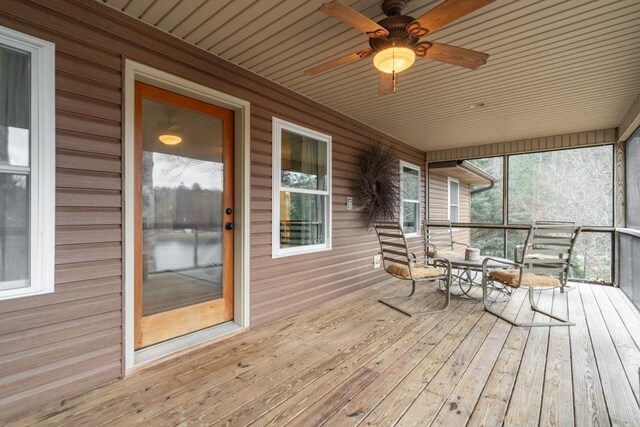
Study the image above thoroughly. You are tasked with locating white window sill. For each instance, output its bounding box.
[0,285,53,301]
[273,245,332,258]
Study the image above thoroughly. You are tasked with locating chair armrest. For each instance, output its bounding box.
[481,257,521,277]
[432,258,452,278]
[513,243,532,263]
[452,241,469,248]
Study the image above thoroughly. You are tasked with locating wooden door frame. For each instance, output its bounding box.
[133,82,235,349]
[123,61,251,371]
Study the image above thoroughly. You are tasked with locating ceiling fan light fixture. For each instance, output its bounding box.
[373,46,415,74]
[158,134,183,145]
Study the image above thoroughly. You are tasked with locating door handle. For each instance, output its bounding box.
[225,222,235,230]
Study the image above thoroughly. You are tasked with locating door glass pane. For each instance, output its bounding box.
[402,166,420,200]
[279,192,326,248]
[0,45,30,167]
[141,98,224,316]
[281,129,327,191]
[0,173,29,290]
[403,201,418,234]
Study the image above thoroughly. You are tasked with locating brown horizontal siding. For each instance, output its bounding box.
[57,207,122,226]
[0,0,125,419]
[0,311,121,356]
[0,294,121,336]
[249,105,426,325]
[0,279,121,316]
[56,242,122,265]
[426,128,616,162]
[0,0,426,419]
[56,131,121,156]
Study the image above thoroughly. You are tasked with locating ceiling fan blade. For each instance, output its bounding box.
[378,72,395,95]
[304,48,373,75]
[407,0,495,37]
[425,43,488,70]
[319,1,388,38]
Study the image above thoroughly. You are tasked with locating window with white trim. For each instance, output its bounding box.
[448,177,459,223]
[272,118,331,257]
[400,161,421,236]
[0,26,55,300]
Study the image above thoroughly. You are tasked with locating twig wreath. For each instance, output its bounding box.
[353,143,400,228]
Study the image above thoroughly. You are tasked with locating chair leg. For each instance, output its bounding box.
[528,288,575,326]
[482,280,574,327]
[379,278,450,317]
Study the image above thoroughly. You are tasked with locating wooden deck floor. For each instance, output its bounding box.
[7,281,640,426]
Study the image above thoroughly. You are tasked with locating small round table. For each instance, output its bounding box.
[440,255,514,301]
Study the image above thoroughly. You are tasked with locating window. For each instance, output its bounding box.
[0,26,55,300]
[400,161,421,235]
[448,177,459,222]
[272,118,331,257]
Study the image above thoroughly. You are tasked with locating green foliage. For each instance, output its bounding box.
[465,147,614,281]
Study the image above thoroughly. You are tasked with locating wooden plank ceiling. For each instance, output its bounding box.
[102,0,640,151]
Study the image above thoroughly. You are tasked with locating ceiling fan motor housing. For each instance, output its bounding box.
[369,15,419,52]
[381,0,408,16]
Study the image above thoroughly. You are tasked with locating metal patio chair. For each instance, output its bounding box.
[422,220,468,259]
[482,224,581,327]
[374,222,452,316]
[513,220,577,293]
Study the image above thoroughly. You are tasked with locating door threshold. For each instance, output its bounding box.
[132,322,245,370]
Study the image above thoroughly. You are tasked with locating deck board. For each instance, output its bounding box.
[580,284,640,425]
[540,289,574,426]
[5,282,640,426]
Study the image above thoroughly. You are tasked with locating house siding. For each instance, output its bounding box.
[426,128,616,162]
[427,171,471,252]
[0,0,425,419]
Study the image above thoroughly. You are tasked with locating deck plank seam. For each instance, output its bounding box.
[465,287,531,423]
[589,285,640,406]
[350,300,487,427]
[389,294,504,425]
[279,296,473,426]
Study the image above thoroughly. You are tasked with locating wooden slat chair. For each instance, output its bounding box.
[482,224,581,326]
[513,220,577,292]
[374,222,452,316]
[422,220,468,259]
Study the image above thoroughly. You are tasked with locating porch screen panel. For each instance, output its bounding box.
[621,127,640,308]
[508,146,614,226]
[507,145,614,282]
[627,127,640,228]
[619,233,639,309]
[467,157,504,257]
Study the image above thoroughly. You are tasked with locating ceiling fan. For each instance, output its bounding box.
[304,0,494,94]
